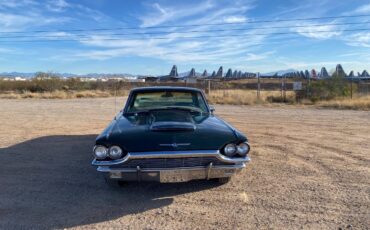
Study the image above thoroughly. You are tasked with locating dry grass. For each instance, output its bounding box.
[316,95,370,110]
[1,89,369,110]
[0,90,128,99]
[207,89,296,105]
[207,89,370,110]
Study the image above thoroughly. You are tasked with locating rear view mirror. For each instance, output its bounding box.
[209,105,215,113]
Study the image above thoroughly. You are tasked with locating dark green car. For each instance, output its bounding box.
[92,86,250,184]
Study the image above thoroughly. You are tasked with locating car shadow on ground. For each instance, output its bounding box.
[0,135,220,229]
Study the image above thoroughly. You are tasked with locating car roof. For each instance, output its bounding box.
[130,86,203,93]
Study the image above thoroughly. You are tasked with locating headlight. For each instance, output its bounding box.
[109,146,123,159]
[224,143,237,157]
[237,143,250,156]
[94,145,108,159]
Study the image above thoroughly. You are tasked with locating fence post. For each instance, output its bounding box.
[257,72,260,101]
[306,75,311,98]
[208,80,211,95]
[283,75,286,102]
[281,76,284,100]
[350,77,353,99]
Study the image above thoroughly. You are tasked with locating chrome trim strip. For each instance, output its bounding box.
[91,150,250,166]
[159,143,191,147]
[96,163,246,173]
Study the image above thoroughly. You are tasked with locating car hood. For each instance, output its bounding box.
[96,111,246,152]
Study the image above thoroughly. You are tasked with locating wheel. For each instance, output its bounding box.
[217,177,231,184]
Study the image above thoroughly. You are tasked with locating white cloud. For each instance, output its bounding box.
[46,0,69,12]
[223,16,247,23]
[152,3,166,15]
[345,32,370,47]
[0,12,68,31]
[353,3,370,14]
[0,0,265,68]
[338,52,370,58]
[8,0,365,74]
[0,0,113,32]
[73,3,114,22]
[293,23,341,39]
[245,52,274,61]
[0,0,37,9]
[73,31,267,64]
[139,1,214,27]
[182,3,254,26]
[66,0,264,65]
[0,13,35,28]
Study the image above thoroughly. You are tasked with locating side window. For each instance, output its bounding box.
[197,93,208,112]
[127,94,137,110]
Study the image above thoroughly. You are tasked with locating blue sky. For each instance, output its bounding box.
[0,0,370,75]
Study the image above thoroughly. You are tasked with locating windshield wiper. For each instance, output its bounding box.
[152,106,209,115]
[164,106,204,114]
[124,110,150,115]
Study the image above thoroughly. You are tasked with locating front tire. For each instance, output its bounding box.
[217,177,231,184]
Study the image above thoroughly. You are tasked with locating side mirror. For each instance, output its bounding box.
[114,110,123,120]
[209,105,215,113]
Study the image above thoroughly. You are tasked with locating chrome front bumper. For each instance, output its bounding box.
[92,150,250,183]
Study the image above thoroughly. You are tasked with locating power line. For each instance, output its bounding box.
[0,28,368,42]
[1,14,370,34]
[0,21,369,39]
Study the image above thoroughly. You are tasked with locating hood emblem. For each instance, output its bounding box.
[159,143,191,148]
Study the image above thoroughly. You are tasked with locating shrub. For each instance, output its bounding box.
[266,95,295,103]
[307,75,353,101]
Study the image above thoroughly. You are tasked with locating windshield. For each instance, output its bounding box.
[126,90,209,113]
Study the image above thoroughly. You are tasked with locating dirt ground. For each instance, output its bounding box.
[0,98,369,230]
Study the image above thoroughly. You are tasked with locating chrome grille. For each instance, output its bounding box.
[116,157,234,168]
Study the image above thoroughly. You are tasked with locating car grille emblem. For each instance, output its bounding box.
[159,143,191,148]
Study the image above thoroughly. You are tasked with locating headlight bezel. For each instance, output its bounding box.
[223,143,237,157]
[108,145,123,159]
[222,142,250,158]
[93,145,108,159]
[236,142,250,156]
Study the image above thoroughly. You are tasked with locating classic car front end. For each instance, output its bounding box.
[92,87,250,184]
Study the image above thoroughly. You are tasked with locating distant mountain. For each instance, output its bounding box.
[82,73,137,78]
[0,72,35,78]
[0,72,139,78]
[1,64,367,80]
[57,73,76,78]
[262,69,298,76]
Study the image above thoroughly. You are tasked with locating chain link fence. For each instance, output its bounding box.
[1,76,369,102]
